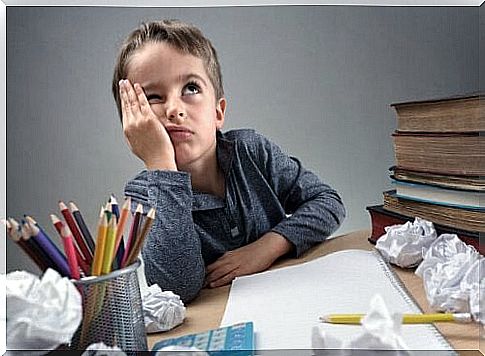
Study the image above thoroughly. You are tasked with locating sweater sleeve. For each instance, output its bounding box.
[124,169,205,302]
[246,131,346,256]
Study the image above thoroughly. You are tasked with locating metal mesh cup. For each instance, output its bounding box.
[70,259,147,351]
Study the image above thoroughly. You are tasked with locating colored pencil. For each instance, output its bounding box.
[3,219,49,271]
[60,224,81,280]
[113,197,130,268]
[121,203,143,268]
[27,221,71,277]
[59,201,92,264]
[124,207,155,267]
[92,208,108,276]
[14,218,57,271]
[101,216,118,274]
[69,201,96,258]
[50,214,90,275]
[320,312,473,324]
[104,202,113,222]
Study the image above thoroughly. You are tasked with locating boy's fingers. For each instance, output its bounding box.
[124,79,141,115]
[206,263,237,283]
[209,271,237,288]
[134,83,151,115]
[119,81,131,126]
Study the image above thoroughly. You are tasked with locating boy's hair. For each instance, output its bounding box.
[111,19,224,121]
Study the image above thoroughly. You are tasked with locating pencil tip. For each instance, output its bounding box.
[59,201,67,209]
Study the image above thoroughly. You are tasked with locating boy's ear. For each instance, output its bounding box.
[215,97,226,129]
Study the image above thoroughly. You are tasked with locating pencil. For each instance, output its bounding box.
[124,207,155,267]
[101,216,117,275]
[50,214,90,275]
[121,203,143,268]
[26,220,71,278]
[69,201,96,258]
[92,208,108,276]
[104,202,113,222]
[60,224,81,280]
[110,195,126,268]
[59,201,93,265]
[319,313,473,324]
[113,197,130,268]
[3,219,49,271]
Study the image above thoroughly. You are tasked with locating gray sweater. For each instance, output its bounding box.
[124,129,345,302]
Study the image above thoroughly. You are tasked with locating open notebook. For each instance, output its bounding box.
[221,249,453,352]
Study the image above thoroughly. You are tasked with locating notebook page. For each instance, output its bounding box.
[221,249,452,352]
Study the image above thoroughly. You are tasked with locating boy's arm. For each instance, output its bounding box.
[125,170,205,302]
[257,133,346,256]
[205,131,345,287]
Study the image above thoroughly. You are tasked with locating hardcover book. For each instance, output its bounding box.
[392,132,485,176]
[390,166,485,192]
[366,205,481,254]
[391,93,483,133]
[383,190,485,233]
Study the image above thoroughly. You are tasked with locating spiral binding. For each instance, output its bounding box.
[373,250,458,355]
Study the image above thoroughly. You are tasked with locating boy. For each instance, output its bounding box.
[112,19,345,302]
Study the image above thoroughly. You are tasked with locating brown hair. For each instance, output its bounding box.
[111,19,224,121]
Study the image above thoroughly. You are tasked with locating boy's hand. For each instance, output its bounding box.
[205,232,293,288]
[119,79,177,171]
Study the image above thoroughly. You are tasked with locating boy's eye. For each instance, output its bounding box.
[146,95,163,104]
[182,82,200,96]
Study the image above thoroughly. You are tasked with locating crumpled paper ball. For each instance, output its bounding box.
[376,217,437,268]
[460,256,485,323]
[415,234,480,313]
[142,284,186,333]
[312,294,411,355]
[6,268,82,354]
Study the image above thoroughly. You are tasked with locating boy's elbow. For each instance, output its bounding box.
[144,264,205,303]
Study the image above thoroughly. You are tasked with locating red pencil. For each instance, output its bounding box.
[50,214,90,275]
[59,224,80,280]
[59,201,93,264]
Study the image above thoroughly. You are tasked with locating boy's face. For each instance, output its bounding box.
[126,42,225,170]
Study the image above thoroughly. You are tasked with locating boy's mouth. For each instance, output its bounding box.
[166,126,194,141]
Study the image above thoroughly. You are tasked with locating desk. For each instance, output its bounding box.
[147,230,482,354]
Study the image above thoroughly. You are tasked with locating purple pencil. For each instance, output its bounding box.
[27,221,71,277]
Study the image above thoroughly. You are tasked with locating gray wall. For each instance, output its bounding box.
[6,6,479,273]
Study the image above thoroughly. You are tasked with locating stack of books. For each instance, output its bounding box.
[367,93,484,254]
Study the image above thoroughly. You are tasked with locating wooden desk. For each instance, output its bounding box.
[147,230,482,354]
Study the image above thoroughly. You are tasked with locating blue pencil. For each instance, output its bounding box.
[110,195,125,268]
[26,218,71,277]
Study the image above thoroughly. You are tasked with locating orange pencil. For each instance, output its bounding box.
[121,203,143,267]
[112,197,130,267]
[92,208,108,276]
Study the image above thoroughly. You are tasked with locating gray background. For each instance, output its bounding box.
[6,6,479,273]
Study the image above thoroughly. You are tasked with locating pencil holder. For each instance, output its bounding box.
[69,259,147,351]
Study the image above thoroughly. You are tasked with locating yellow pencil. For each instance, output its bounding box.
[101,216,117,275]
[92,208,108,276]
[320,313,472,324]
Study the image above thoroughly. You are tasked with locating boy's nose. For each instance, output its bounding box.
[165,99,186,122]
